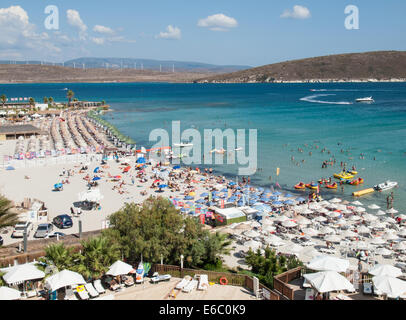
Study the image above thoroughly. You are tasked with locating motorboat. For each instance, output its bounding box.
[173,142,193,148]
[355,97,374,103]
[374,181,398,192]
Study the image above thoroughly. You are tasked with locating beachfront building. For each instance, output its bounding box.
[211,207,247,226]
[0,124,44,141]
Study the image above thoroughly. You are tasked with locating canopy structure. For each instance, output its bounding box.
[278,243,304,255]
[372,276,406,298]
[0,287,21,300]
[45,270,86,292]
[306,256,350,273]
[106,260,133,276]
[78,188,104,202]
[303,271,355,293]
[3,264,45,285]
[368,264,402,277]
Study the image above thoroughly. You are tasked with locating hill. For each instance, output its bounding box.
[0,65,214,84]
[194,51,406,83]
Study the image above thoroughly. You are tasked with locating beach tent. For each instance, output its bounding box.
[372,276,406,298]
[106,260,133,276]
[0,287,21,300]
[3,264,45,285]
[303,271,355,293]
[369,264,402,277]
[45,270,86,292]
[306,256,350,273]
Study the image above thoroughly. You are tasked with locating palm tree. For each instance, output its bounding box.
[0,195,20,230]
[29,97,35,109]
[38,242,77,271]
[48,97,54,105]
[72,236,120,280]
[0,94,6,107]
[67,90,74,107]
[43,97,48,104]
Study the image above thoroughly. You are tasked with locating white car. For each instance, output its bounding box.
[12,222,33,238]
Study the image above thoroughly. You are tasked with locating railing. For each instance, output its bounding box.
[273,267,303,300]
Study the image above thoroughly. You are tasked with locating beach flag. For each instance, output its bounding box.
[59,118,65,122]
[276,167,280,176]
[199,214,205,224]
[221,199,224,209]
[317,185,320,194]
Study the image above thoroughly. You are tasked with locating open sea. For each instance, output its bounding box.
[1,82,406,212]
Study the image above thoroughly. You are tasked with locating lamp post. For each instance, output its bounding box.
[180,254,184,278]
[23,227,27,253]
[78,217,82,238]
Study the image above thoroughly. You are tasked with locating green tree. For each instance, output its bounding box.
[67,90,74,106]
[38,242,78,272]
[29,97,35,108]
[0,94,6,107]
[48,97,54,105]
[0,195,20,230]
[43,97,48,104]
[72,236,120,280]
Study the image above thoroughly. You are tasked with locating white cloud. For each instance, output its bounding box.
[93,25,114,35]
[156,25,181,40]
[67,9,87,40]
[197,13,238,31]
[91,37,105,45]
[281,5,311,19]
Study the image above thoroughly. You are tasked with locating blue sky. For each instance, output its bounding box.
[0,0,405,66]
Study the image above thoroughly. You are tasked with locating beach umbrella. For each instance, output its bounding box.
[319,226,335,234]
[328,211,341,219]
[264,235,285,247]
[349,215,361,221]
[314,216,327,222]
[296,216,311,226]
[372,276,406,298]
[325,234,341,243]
[244,230,261,238]
[273,191,282,196]
[382,232,398,241]
[374,247,393,256]
[303,228,319,237]
[45,270,86,292]
[284,200,295,205]
[371,221,387,229]
[318,208,329,214]
[284,193,293,198]
[262,225,276,233]
[371,237,386,245]
[173,165,181,169]
[54,183,63,189]
[354,206,366,213]
[158,184,168,189]
[6,166,15,170]
[123,166,131,173]
[362,213,378,222]
[393,242,406,251]
[351,241,371,250]
[376,210,386,216]
[296,197,305,202]
[357,225,371,234]
[0,287,21,300]
[92,177,101,181]
[78,189,104,202]
[275,215,290,223]
[352,201,363,206]
[184,196,194,200]
[136,157,146,164]
[243,240,262,251]
[93,167,100,173]
[299,247,320,261]
[278,243,304,255]
[396,214,406,220]
[342,230,357,238]
[398,229,406,237]
[329,198,342,204]
[368,204,380,210]
[107,260,133,276]
[387,208,398,214]
[200,192,209,197]
[384,217,397,224]
[3,264,45,285]
[307,256,350,273]
[282,220,297,228]
[303,271,355,293]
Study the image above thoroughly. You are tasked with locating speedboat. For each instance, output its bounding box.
[173,142,193,148]
[355,97,374,103]
[374,181,398,192]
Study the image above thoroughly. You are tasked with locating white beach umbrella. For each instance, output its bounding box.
[398,229,406,237]
[327,203,338,210]
[342,230,357,238]
[352,201,363,206]
[264,235,285,247]
[382,232,398,241]
[349,215,361,221]
[372,276,406,298]
[317,208,330,214]
[45,270,86,292]
[307,256,350,273]
[354,206,366,213]
[371,221,387,229]
[3,264,45,285]
[374,247,393,256]
[243,240,262,251]
[362,213,378,222]
[106,260,133,276]
[336,218,349,226]
[368,204,380,210]
[369,264,402,277]
[296,216,311,226]
[275,215,290,223]
[314,216,327,222]
[387,208,399,214]
[319,226,335,234]
[299,247,320,261]
[78,188,104,202]
[303,271,355,293]
[329,198,342,204]
[328,211,341,219]
[278,243,304,255]
[262,225,276,233]
[351,241,371,250]
[244,230,261,238]
[324,234,341,243]
[336,204,347,211]
[384,217,397,224]
[282,220,298,228]
[376,210,386,216]
[371,237,386,245]
[251,221,261,228]
[301,208,314,215]
[0,287,21,300]
[302,227,319,237]
[393,242,406,251]
[396,214,406,220]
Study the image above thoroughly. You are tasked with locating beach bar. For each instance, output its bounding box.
[0,125,44,141]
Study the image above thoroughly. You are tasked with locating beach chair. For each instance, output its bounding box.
[85,283,100,298]
[123,275,135,287]
[182,279,198,293]
[75,286,90,300]
[93,279,106,294]
[197,275,209,291]
[176,276,191,290]
[305,288,315,300]
[64,287,78,300]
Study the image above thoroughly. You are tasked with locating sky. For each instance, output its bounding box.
[0,0,405,67]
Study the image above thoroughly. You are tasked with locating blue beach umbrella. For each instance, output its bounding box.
[195,199,205,204]
[158,184,168,188]
[173,165,181,169]
[228,181,236,186]
[92,177,101,181]
[221,188,228,192]
[6,166,15,170]
[200,192,209,197]
[284,200,295,205]
[184,196,194,200]
[93,167,100,173]
[136,157,146,164]
[273,201,283,205]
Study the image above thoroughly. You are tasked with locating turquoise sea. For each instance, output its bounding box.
[1,82,406,212]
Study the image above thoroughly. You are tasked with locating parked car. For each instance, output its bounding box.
[48,232,66,238]
[34,223,53,238]
[0,236,3,246]
[12,222,33,238]
[52,215,73,229]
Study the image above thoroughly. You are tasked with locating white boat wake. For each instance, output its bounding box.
[300,94,353,105]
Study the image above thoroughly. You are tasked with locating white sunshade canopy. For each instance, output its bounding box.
[319,226,335,234]
[307,256,350,273]
[369,264,402,277]
[106,260,133,276]
[329,198,342,204]
[264,235,285,247]
[0,287,21,300]
[282,220,297,228]
[399,229,406,237]
[362,213,378,222]
[368,204,380,210]
[384,217,397,224]
[278,243,304,255]
[78,188,104,202]
[304,271,355,293]
[296,216,311,226]
[351,241,371,250]
[357,225,371,234]
[386,208,398,214]
[374,247,393,256]
[3,264,45,285]
[372,276,406,298]
[393,242,406,251]
[382,232,398,241]
[314,216,327,222]
[302,227,319,237]
[349,215,362,221]
[342,230,357,238]
[352,201,363,206]
[262,225,276,233]
[244,230,261,238]
[317,208,330,214]
[324,234,341,243]
[45,270,86,292]
[396,214,406,220]
[371,237,386,245]
[376,210,386,216]
[275,215,290,223]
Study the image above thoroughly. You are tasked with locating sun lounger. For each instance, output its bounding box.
[85,283,100,298]
[182,279,198,293]
[197,275,209,291]
[176,276,191,290]
[64,287,78,300]
[305,288,315,300]
[75,286,90,300]
[93,279,106,294]
[123,275,135,287]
